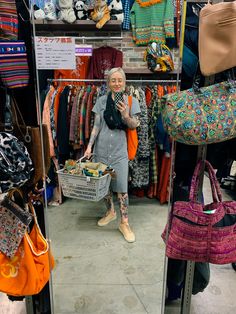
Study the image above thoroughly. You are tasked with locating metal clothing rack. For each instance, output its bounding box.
[75,36,123,41]
[179,0,225,312]
[47,78,180,84]
[180,75,215,314]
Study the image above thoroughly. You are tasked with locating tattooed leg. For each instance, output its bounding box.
[97,190,116,226]
[117,193,129,223]
[104,189,115,214]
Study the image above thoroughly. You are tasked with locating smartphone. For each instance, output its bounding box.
[114,92,124,107]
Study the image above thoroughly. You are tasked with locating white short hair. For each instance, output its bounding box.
[107,67,126,87]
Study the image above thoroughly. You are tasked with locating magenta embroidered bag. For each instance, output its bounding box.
[162,160,236,264]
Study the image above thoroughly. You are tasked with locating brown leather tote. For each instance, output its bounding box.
[1,98,51,186]
[199,1,236,76]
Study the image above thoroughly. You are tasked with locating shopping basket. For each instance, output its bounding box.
[57,156,111,202]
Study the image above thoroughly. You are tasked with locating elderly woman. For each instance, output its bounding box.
[84,67,140,243]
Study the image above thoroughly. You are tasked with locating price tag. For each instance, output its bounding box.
[75,45,93,56]
[35,37,76,70]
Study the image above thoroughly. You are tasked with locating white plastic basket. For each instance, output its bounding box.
[57,169,111,202]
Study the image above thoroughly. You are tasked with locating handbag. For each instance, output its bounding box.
[0,201,55,296]
[0,192,32,258]
[143,43,174,73]
[161,78,236,145]
[0,132,34,193]
[0,41,30,89]
[162,160,236,264]
[199,1,236,76]
[126,95,138,160]
[10,99,51,186]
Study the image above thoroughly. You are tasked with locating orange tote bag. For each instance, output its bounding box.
[0,202,54,296]
[126,96,138,160]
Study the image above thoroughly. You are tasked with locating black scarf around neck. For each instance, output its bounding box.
[103,92,127,130]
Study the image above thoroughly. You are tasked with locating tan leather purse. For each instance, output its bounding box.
[199,1,236,76]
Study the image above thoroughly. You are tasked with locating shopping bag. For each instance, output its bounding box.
[161,79,236,145]
[0,202,55,296]
[199,1,236,76]
[162,160,236,264]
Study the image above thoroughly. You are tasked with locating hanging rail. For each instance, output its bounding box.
[75,36,123,40]
[47,78,180,84]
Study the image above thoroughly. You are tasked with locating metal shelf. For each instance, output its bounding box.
[124,68,179,74]
[34,19,122,32]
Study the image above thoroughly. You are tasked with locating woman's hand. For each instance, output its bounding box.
[116,101,129,119]
[84,145,92,159]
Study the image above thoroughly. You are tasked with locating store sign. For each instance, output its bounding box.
[75,45,93,56]
[35,36,76,70]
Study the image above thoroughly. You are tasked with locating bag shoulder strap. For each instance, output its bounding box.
[128,95,132,109]
[25,202,49,256]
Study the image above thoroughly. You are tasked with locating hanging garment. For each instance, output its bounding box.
[79,87,90,146]
[88,46,123,79]
[57,86,71,159]
[121,0,131,30]
[54,55,91,86]
[128,87,150,188]
[130,0,174,46]
[157,152,171,204]
[85,85,97,142]
[69,86,81,143]
[42,86,56,157]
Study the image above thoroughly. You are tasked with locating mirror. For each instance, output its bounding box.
[29,2,182,313]
[34,70,170,314]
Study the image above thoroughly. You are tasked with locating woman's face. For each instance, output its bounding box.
[108,71,125,93]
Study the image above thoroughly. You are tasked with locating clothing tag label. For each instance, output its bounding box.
[35,36,76,70]
[75,45,93,56]
[204,209,216,214]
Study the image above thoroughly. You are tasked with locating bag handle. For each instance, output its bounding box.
[190,160,222,202]
[25,202,49,256]
[7,188,26,209]
[4,92,13,132]
[78,153,95,164]
[127,95,132,110]
[11,96,32,143]
[192,63,236,94]
[190,160,222,203]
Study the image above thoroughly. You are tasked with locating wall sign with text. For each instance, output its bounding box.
[35,37,76,70]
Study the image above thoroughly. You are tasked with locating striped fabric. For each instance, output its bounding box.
[0,0,18,40]
[0,41,29,88]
